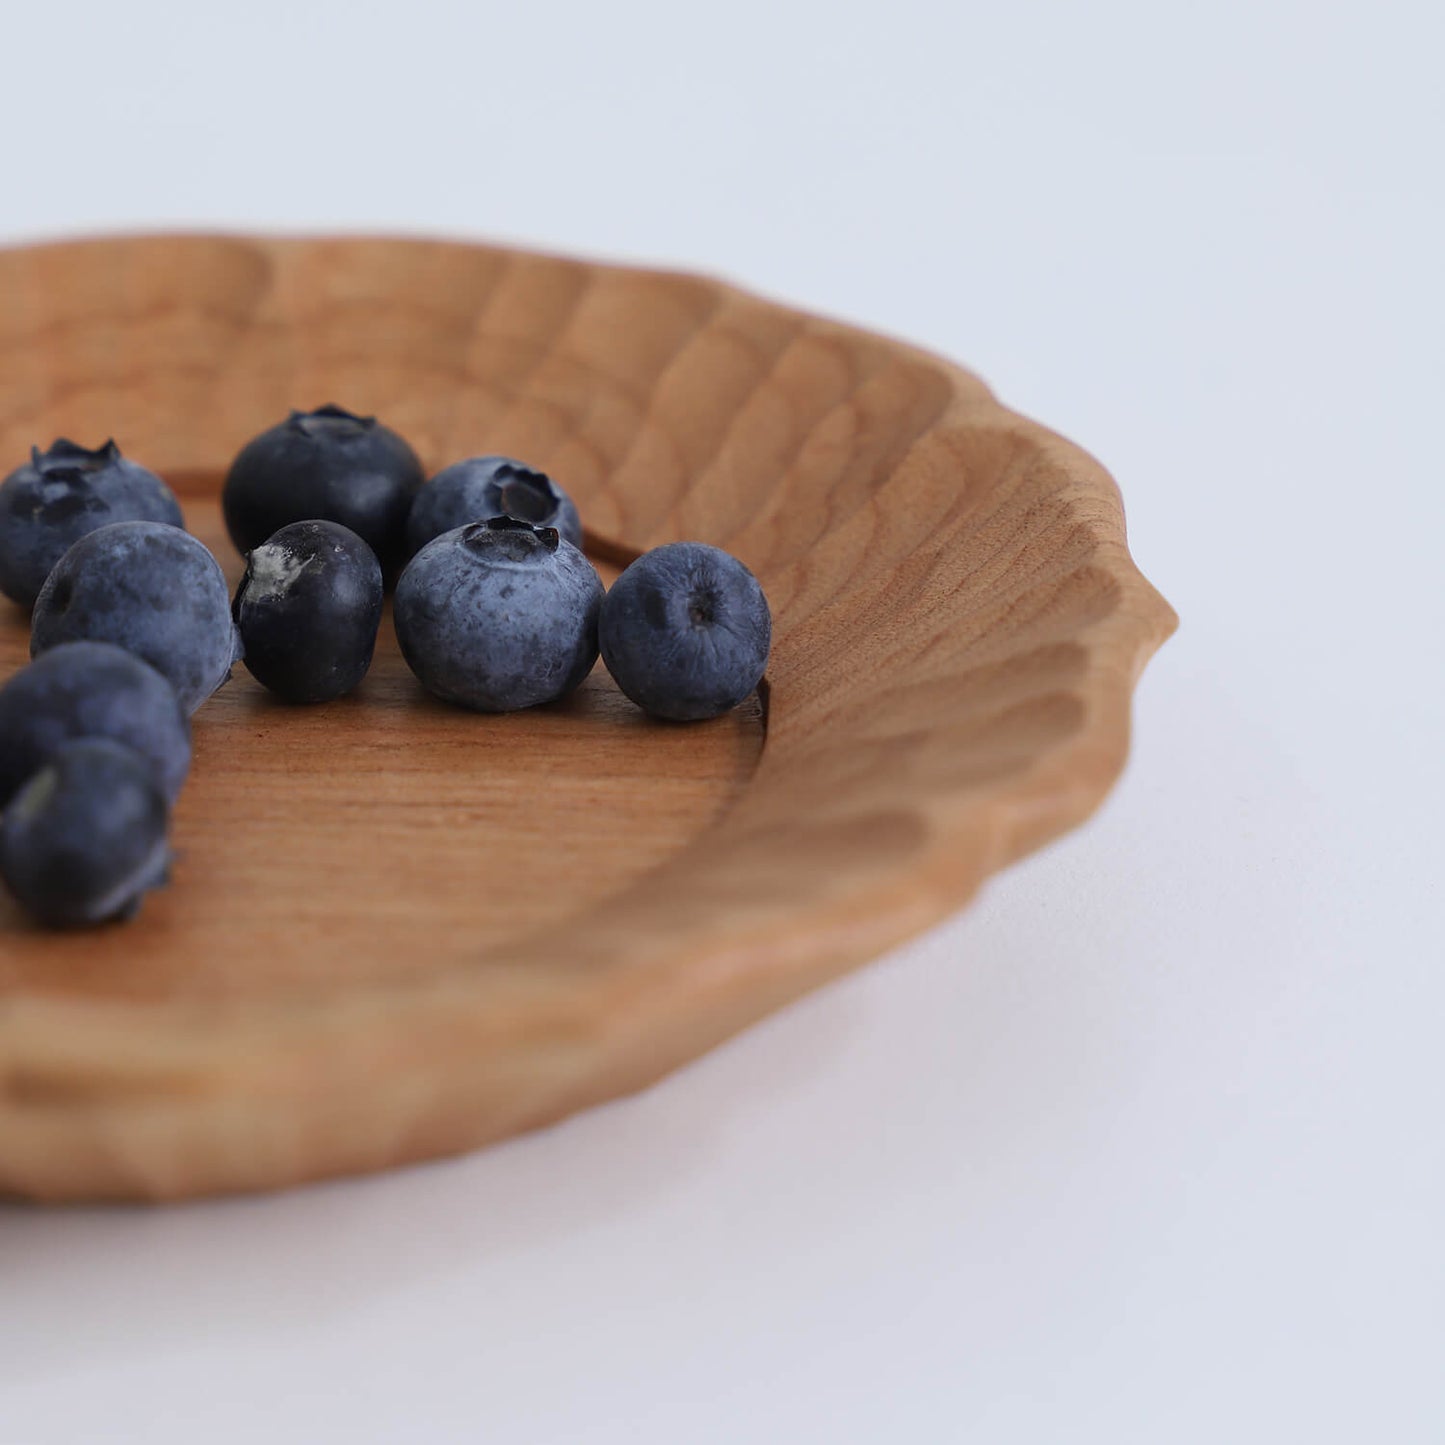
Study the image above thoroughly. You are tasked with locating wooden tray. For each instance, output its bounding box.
[0,235,1175,1201]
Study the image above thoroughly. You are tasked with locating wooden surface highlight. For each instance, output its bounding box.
[0,235,1175,1201]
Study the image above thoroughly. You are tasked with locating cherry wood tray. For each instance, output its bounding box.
[0,235,1174,1201]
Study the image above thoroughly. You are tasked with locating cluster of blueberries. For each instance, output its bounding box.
[0,405,771,930]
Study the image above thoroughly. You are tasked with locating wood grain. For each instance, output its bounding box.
[0,235,1175,1201]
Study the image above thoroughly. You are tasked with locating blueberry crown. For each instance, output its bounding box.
[290,404,376,437]
[463,515,561,552]
[493,461,560,505]
[32,438,122,474]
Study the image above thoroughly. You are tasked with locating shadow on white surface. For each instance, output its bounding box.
[0,977,864,1388]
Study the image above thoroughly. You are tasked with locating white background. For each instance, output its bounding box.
[2,1,1442,1440]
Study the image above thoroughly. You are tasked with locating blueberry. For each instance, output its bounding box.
[223,405,424,575]
[0,738,171,929]
[406,456,582,558]
[0,439,183,609]
[233,520,384,703]
[599,542,770,721]
[394,517,603,711]
[31,521,242,714]
[0,640,190,808]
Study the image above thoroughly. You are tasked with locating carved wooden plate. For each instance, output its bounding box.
[0,235,1174,1201]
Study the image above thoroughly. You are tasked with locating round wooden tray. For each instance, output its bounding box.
[0,235,1174,1201]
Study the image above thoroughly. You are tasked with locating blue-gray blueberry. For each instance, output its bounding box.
[406,456,582,557]
[0,439,183,609]
[31,521,242,713]
[223,404,423,574]
[599,542,770,721]
[0,640,190,808]
[394,517,603,711]
[233,520,384,703]
[0,738,171,929]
